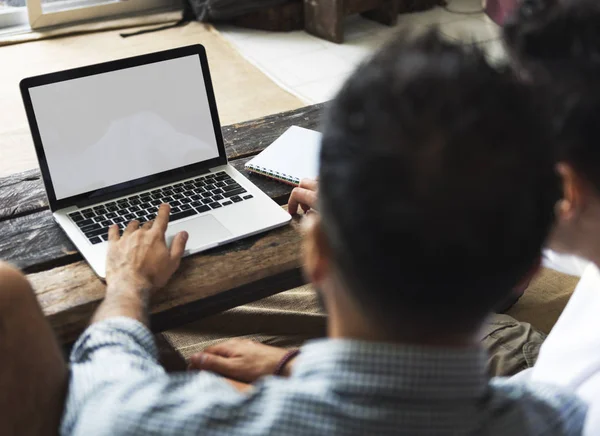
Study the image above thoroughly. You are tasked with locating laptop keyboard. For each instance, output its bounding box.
[68,171,254,245]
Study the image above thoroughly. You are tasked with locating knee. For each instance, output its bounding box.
[0,262,35,312]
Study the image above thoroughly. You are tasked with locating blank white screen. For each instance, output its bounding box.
[29,55,220,200]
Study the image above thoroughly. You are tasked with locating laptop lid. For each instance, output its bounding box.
[20,45,227,212]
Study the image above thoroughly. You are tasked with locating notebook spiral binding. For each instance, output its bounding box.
[245,164,300,187]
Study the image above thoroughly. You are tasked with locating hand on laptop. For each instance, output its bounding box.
[94,204,188,325]
[106,204,188,293]
[188,339,295,382]
[288,178,318,215]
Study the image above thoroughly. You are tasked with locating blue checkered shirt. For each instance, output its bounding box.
[61,317,586,435]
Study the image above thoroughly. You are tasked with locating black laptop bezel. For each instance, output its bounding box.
[20,44,228,212]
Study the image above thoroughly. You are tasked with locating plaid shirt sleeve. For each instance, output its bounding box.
[60,317,249,436]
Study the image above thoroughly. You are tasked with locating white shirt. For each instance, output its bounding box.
[526,260,600,435]
[542,250,590,277]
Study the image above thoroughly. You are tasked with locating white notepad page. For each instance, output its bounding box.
[245,126,322,184]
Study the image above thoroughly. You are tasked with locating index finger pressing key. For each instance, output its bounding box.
[108,224,120,241]
[153,203,171,234]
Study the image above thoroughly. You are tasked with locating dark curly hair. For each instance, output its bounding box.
[319,30,559,332]
[503,0,600,83]
[503,0,600,194]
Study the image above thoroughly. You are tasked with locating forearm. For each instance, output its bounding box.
[63,318,246,436]
[92,279,152,327]
[62,317,164,435]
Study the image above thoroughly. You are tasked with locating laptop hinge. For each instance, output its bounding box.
[75,167,211,209]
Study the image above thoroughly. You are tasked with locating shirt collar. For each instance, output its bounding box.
[294,338,489,400]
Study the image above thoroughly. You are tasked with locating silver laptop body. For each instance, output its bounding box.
[20,45,291,278]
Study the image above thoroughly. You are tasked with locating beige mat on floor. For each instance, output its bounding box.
[0,18,303,177]
[162,267,580,362]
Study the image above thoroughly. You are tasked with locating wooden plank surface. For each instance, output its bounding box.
[0,104,323,222]
[0,209,77,274]
[28,216,304,344]
[1,104,323,344]
[0,168,46,221]
[220,103,323,159]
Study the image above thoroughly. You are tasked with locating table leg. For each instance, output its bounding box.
[304,0,345,43]
[361,0,398,26]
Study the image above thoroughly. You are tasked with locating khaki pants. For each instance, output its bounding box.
[162,286,547,377]
[480,313,546,376]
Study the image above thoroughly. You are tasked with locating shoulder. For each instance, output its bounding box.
[490,377,587,434]
[579,263,600,287]
[0,262,36,309]
[0,261,30,290]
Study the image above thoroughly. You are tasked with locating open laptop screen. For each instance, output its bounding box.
[28,54,220,201]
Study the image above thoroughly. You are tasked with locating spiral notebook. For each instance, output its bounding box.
[245,126,322,186]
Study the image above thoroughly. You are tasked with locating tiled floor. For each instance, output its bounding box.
[216,0,505,104]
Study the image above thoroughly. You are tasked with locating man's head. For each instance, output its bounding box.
[504,0,600,261]
[302,31,559,339]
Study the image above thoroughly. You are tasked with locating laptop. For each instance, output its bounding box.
[20,45,291,278]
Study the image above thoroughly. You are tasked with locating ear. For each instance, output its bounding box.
[556,162,586,222]
[301,213,330,287]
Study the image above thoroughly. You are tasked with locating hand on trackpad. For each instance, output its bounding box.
[166,214,232,255]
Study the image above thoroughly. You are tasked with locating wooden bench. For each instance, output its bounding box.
[231,0,446,43]
[305,0,398,43]
[0,104,324,345]
[224,0,397,37]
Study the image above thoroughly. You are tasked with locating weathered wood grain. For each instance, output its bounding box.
[0,104,323,222]
[0,209,78,273]
[28,217,305,344]
[0,169,46,221]
[221,103,324,159]
[0,157,296,273]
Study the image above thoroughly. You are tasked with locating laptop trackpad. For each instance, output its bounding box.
[166,214,232,254]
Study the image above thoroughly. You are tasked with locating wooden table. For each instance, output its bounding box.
[0,104,324,345]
